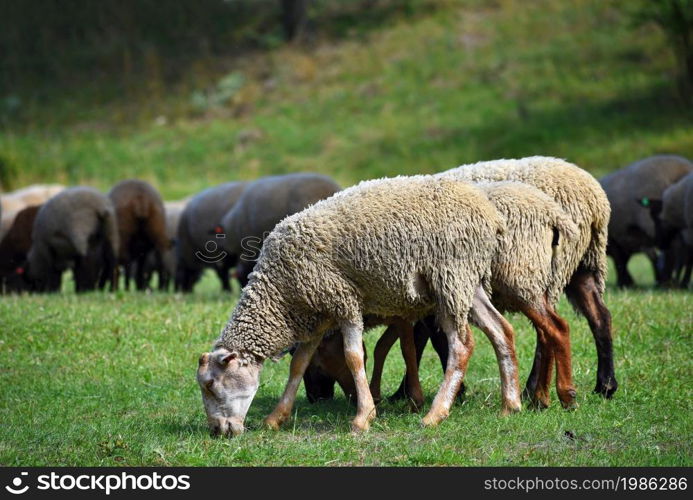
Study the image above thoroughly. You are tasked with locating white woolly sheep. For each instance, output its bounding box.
[367,180,581,409]
[436,156,617,399]
[197,175,520,436]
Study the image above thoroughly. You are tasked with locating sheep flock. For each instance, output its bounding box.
[1,155,690,436]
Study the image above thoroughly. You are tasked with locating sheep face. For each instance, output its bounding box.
[197,348,262,437]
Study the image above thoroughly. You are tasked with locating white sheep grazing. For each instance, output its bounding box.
[471,181,580,408]
[371,180,581,409]
[197,175,519,436]
[439,156,617,398]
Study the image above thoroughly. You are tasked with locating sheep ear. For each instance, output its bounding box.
[219,351,238,365]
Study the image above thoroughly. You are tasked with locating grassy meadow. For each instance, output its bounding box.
[0,0,692,466]
[1,0,693,197]
[0,257,690,466]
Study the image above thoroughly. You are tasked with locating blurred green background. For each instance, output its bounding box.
[1,0,692,198]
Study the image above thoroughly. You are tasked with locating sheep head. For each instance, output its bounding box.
[196,348,262,437]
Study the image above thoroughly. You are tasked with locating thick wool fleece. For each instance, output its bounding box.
[476,181,579,311]
[28,187,118,279]
[216,175,503,361]
[439,156,610,295]
[661,172,693,246]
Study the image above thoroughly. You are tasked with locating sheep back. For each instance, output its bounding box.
[221,173,341,260]
[108,179,168,259]
[219,175,503,360]
[28,187,117,279]
[477,181,579,311]
[440,156,610,294]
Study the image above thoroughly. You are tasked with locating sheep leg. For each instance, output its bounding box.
[369,324,399,403]
[428,322,467,398]
[135,254,148,291]
[342,320,376,433]
[679,249,692,288]
[547,306,578,409]
[215,264,231,292]
[422,319,473,427]
[609,241,634,288]
[395,318,425,411]
[390,319,432,400]
[155,250,167,291]
[469,286,521,415]
[566,270,617,398]
[522,342,541,402]
[523,302,577,409]
[124,262,132,291]
[523,325,554,409]
[264,337,322,430]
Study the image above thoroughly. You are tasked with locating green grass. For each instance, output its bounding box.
[0,258,690,466]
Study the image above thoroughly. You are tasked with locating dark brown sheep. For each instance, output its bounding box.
[108,179,169,291]
[0,204,41,293]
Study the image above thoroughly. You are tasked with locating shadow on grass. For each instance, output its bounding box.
[156,391,436,437]
[469,82,693,164]
[367,81,693,174]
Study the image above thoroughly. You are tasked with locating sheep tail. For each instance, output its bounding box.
[132,195,149,220]
[551,209,579,247]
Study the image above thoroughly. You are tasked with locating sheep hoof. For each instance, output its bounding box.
[263,415,285,431]
[408,397,425,413]
[421,410,447,427]
[527,390,550,410]
[594,378,618,399]
[501,403,522,416]
[350,419,370,434]
[559,389,578,410]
